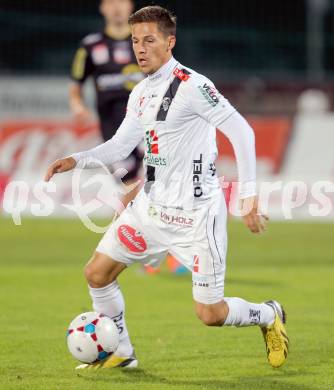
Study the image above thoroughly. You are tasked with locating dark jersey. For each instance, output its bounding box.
[71,31,143,119]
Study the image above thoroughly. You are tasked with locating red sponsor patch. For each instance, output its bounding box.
[113,42,131,64]
[117,225,147,253]
[92,44,109,65]
[173,68,190,81]
[193,255,199,273]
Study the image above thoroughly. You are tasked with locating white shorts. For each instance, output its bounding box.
[97,190,227,304]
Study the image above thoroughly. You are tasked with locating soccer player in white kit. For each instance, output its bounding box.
[45,6,289,369]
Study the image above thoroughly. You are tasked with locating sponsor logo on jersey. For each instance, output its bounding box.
[145,129,159,154]
[92,44,110,65]
[198,83,219,107]
[193,273,209,287]
[117,224,147,253]
[144,130,167,166]
[209,162,216,176]
[173,68,190,81]
[82,33,102,45]
[97,64,142,91]
[193,255,199,273]
[193,281,209,287]
[122,63,143,91]
[144,155,167,166]
[162,97,171,112]
[193,154,203,198]
[113,41,132,64]
[159,211,194,227]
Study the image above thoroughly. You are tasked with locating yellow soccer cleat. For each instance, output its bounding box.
[75,350,138,370]
[261,300,289,368]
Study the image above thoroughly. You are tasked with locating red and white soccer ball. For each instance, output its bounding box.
[66,312,119,363]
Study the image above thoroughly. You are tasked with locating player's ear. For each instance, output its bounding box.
[167,36,176,52]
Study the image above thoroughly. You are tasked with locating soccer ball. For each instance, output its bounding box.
[66,312,119,363]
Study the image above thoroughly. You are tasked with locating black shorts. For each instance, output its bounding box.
[98,100,142,182]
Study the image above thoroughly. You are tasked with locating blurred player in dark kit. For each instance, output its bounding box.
[70,0,143,206]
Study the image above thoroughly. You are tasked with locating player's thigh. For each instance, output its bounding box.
[172,194,228,305]
[84,251,127,288]
[97,193,168,269]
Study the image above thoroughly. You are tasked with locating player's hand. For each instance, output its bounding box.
[72,104,92,123]
[44,157,77,182]
[239,195,269,234]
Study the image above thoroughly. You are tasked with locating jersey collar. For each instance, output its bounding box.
[147,57,179,86]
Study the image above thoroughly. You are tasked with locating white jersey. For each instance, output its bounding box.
[72,57,256,209]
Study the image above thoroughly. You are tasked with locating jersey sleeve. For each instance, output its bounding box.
[187,76,257,198]
[70,44,93,83]
[71,89,143,168]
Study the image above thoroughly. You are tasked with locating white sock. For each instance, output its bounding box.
[224,297,275,327]
[88,281,133,356]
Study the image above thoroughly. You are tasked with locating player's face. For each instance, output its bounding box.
[100,0,133,26]
[131,22,176,75]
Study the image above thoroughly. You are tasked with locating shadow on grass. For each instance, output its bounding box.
[77,367,316,390]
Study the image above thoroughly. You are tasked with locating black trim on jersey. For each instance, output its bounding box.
[146,165,155,182]
[156,68,191,121]
[213,217,223,264]
[145,68,191,194]
[205,212,217,286]
[144,165,155,193]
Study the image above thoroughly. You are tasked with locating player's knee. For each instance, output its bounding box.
[195,301,228,327]
[84,262,111,288]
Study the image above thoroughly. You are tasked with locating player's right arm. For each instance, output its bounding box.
[69,44,94,122]
[186,75,267,233]
[45,88,142,182]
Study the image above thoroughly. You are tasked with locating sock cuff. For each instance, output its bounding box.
[223,297,236,325]
[88,281,119,299]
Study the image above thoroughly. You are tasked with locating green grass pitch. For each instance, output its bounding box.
[0,217,333,389]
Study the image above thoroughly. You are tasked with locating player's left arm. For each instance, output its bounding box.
[69,44,94,121]
[187,77,268,233]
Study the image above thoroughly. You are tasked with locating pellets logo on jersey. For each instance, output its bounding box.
[92,44,110,65]
[198,83,219,107]
[117,225,147,253]
[145,130,159,154]
[193,255,199,273]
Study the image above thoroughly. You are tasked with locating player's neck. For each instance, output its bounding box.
[104,24,131,40]
[148,56,177,83]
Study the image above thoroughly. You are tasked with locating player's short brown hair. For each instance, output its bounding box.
[128,6,177,36]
